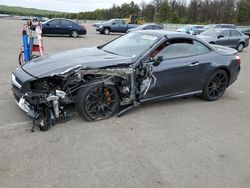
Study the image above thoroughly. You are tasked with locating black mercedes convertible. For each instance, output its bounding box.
[11,30,241,131]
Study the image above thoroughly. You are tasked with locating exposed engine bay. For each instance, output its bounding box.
[17,61,155,131]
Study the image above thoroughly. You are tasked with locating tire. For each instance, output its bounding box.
[103,28,110,35]
[76,82,119,121]
[201,69,229,101]
[236,43,244,52]
[18,51,24,66]
[39,108,52,131]
[71,30,79,38]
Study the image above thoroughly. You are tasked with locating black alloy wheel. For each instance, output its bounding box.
[202,69,229,101]
[76,83,119,121]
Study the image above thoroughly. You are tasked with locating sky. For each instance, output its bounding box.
[0,0,151,13]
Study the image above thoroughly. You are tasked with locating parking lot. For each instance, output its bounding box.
[0,19,250,188]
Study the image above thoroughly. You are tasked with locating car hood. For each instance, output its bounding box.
[22,47,134,78]
[127,28,137,32]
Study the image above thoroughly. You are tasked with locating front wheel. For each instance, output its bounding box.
[39,108,53,131]
[103,28,110,35]
[18,51,24,66]
[201,69,229,101]
[71,30,79,38]
[76,83,119,121]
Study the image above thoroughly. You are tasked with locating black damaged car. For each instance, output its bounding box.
[11,31,241,131]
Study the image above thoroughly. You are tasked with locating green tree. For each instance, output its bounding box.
[237,0,250,24]
[157,0,170,22]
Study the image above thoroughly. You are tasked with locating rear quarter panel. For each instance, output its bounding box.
[197,50,239,89]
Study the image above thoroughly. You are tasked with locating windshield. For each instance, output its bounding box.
[183,26,190,30]
[107,19,115,23]
[200,29,221,37]
[195,26,204,29]
[204,24,215,29]
[102,32,160,58]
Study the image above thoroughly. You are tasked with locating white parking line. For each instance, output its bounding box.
[0,121,31,130]
[0,99,12,103]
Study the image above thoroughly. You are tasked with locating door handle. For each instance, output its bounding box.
[189,61,200,67]
[56,25,60,27]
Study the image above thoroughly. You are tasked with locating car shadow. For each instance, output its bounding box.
[95,32,123,36]
[42,35,86,39]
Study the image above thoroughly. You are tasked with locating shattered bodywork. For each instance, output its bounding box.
[12,45,158,131]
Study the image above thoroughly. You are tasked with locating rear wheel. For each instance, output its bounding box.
[201,69,229,101]
[76,83,119,121]
[71,30,79,38]
[236,43,244,52]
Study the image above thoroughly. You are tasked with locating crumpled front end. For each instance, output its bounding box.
[11,60,155,131]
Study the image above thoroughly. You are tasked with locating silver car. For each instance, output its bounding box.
[198,28,249,52]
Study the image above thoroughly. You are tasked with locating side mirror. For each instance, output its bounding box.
[153,56,163,66]
[112,22,115,25]
[46,23,50,26]
[218,35,224,38]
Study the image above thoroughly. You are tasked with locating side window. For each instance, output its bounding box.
[191,41,210,54]
[221,30,230,37]
[154,25,163,29]
[61,20,73,26]
[231,30,241,37]
[114,20,121,25]
[152,39,210,59]
[48,20,60,26]
[121,20,126,25]
[145,25,154,29]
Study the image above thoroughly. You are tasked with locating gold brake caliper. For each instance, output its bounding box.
[104,88,112,106]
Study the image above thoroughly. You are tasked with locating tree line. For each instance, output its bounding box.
[0,1,249,25]
[72,0,250,25]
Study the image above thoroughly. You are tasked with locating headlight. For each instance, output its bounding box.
[11,74,21,89]
[99,25,103,29]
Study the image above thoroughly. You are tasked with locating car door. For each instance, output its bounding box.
[43,20,61,34]
[111,20,121,32]
[216,30,231,46]
[229,30,242,48]
[60,20,74,35]
[119,20,128,32]
[141,38,211,100]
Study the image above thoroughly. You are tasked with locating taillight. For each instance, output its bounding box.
[236,55,241,65]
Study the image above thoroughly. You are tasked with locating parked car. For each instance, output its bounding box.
[238,28,250,37]
[92,21,105,27]
[21,16,33,20]
[127,23,164,32]
[96,19,138,35]
[198,28,249,52]
[42,18,87,38]
[35,16,49,22]
[12,31,241,131]
[177,25,205,35]
[204,24,236,30]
